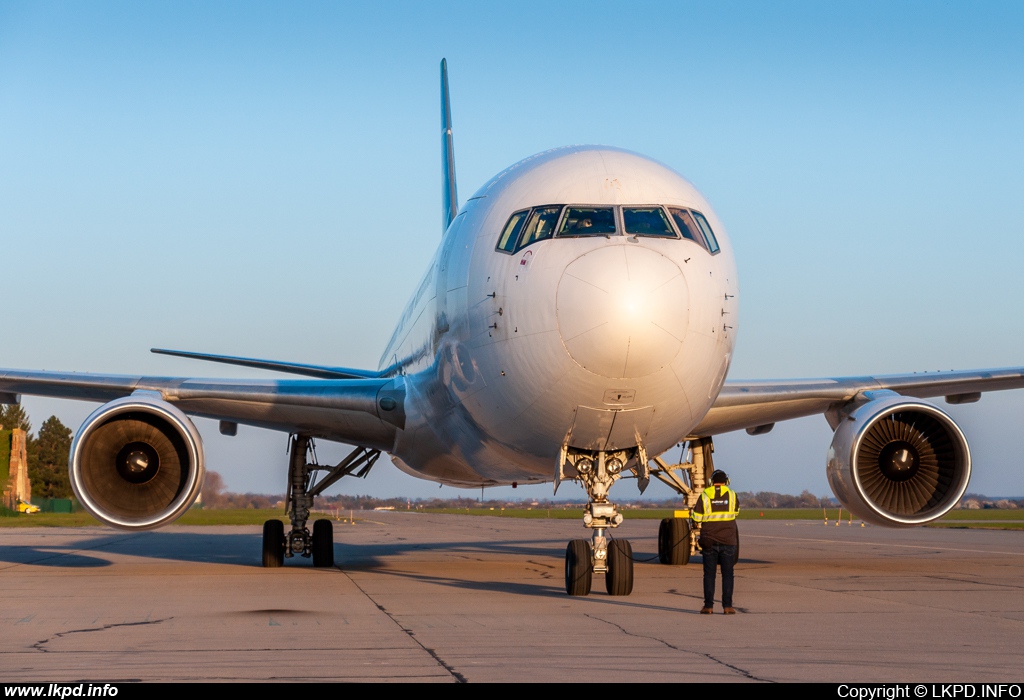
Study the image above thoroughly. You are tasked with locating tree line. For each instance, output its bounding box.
[0,405,73,499]
[196,485,843,511]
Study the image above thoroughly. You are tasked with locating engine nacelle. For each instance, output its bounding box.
[70,395,205,530]
[827,395,971,526]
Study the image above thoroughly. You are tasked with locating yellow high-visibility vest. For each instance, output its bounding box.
[691,484,739,523]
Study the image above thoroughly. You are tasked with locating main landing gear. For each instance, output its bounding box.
[261,434,381,568]
[558,437,719,596]
[650,437,718,567]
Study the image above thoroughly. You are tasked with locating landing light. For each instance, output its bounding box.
[607,458,623,475]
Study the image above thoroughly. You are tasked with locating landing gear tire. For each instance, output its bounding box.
[262,519,285,568]
[312,519,334,568]
[565,539,593,596]
[606,539,634,596]
[658,518,691,565]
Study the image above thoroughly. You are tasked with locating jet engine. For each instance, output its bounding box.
[69,395,205,530]
[826,394,970,526]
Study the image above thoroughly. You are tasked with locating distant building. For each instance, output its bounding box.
[1,427,32,509]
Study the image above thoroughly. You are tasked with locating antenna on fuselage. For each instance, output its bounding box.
[441,58,459,234]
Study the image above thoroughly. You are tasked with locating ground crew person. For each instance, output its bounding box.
[691,470,740,614]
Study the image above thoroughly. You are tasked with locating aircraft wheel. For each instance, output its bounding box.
[262,519,285,568]
[606,539,634,596]
[658,517,691,565]
[312,519,334,567]
[565,539,592,596]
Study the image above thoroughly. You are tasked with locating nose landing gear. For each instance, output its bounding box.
[560,450,634,596]
[558,437,719,595]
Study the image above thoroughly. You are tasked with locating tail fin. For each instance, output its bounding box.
[441,58,458,234]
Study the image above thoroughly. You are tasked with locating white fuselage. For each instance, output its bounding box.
[378,147,738,486]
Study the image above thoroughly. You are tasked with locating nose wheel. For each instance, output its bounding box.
[563,535,634,596]
[606,539,633,595]
[565,539,592,596]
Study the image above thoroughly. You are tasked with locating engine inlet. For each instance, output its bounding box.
[856,411,961,517]
[828,397,971,526]
[71,395,205,530]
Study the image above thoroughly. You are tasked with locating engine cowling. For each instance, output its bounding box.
[827,395,971,526]
[70,395,205,530]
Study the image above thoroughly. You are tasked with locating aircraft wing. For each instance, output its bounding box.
[693,366,1024,436]
[0,369,404,451]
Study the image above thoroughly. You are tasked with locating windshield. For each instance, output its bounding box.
[497,210,529,253]
[691,211,720,254]
[558,207,616,236]
[495,204,721,254]
[518,206,562,248]
[668,208,705,249]
[623,207,676,237]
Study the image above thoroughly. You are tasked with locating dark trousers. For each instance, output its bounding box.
[702,543,737,608]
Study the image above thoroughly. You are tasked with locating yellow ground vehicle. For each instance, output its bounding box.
[16,499,40,514]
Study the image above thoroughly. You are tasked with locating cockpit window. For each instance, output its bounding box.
[495,204,721,255]
[558,207,616,236]
[623,207,676,237]
[691,211,720,254]
[496,210,529,253]
[518,206,562,249]
[668,208,705,249]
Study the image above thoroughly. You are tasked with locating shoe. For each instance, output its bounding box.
[700,607,713,614]
[723,607,736,615]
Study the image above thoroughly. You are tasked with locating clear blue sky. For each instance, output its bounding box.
[2,1,1022,500]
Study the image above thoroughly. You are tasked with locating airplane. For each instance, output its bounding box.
[2,59,1023,597]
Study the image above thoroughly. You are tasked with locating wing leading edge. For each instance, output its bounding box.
[694,366,1024,436]
[0,368,404,451]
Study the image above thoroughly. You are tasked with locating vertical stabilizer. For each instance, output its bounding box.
[441,59,458,234]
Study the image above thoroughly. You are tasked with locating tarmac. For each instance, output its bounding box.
[1,512,1022,682]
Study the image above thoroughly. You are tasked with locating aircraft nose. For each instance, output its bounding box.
[555,245,689,379]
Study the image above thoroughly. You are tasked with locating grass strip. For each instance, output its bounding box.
[0,507,1021,528]
[927,509,1024,521]
[422,507,859,520]
[0,508,290,528]
[925,521,1024,530]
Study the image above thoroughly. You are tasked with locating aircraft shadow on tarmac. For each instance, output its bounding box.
[365,568,752,614]
[0,543,114,568]
[0,531,590,570]
[0,531,768,587]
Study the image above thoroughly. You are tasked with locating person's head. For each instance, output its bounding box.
[711,470,729,485]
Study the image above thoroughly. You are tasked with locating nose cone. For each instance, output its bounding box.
[556,245,689,379]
